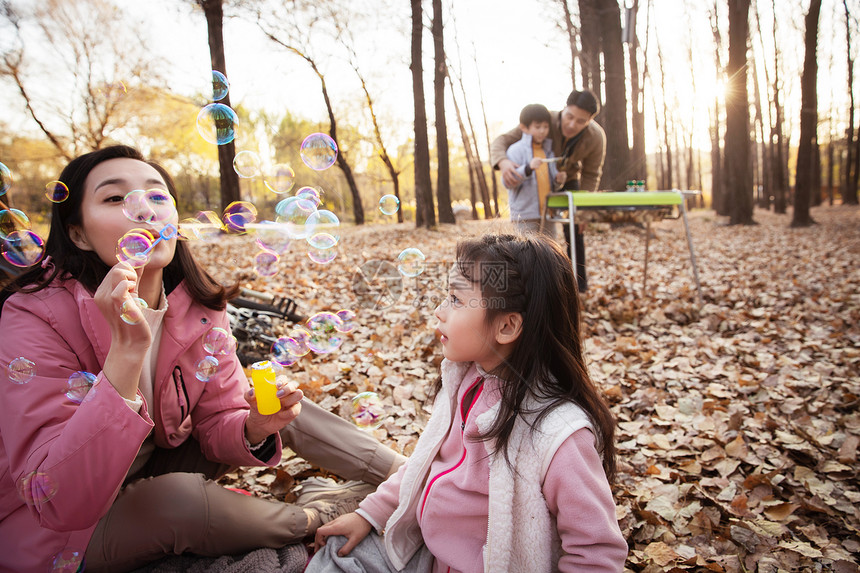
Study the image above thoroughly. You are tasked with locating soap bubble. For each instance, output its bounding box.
[283,326,311,357]
[253,221,291,255]
[306,210,340,249]
[122,189,176,224]
[307,243,337,264]
[270,338,300,367]
[0,209,30,238]
[306,230,337,252]
[45,180,69,203]
[397,248,426,277]
[16,470,57,505]
[177,218,200,241]
[351,392,385,430]
[233,150,262,178]
[222,201,257,233]
[120,297,146,325]
[264,164,295,194]
[275,196,316,240]
[196,103,238,145]
[195,355,219,382]
[202,327,235,356]
[116,230,154,267]
[50,548,85,573]
[0,162,12,196]
[211,70,229,101]
[254,250,279,276]
[300,133,338,170]
[378,194,400,215]
[65,371,96,404]
[185,211,224,241]
[335,309,356,333]
[2,230,45,267]
[295,186,322,207]
[305,312,345,354]
[7,357,35,384]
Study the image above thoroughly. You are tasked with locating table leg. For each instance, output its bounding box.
[643,220,650,295]
[681,203,703,304]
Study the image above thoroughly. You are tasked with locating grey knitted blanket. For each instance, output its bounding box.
[130,543,308,573]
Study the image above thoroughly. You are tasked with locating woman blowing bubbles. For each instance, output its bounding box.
[0,145,404,572]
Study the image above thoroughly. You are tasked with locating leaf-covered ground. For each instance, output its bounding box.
[194,204,859,572]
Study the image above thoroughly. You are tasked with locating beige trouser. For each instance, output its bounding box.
[84,399,406,573]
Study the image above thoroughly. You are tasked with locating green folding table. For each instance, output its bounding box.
[541,190,702,302]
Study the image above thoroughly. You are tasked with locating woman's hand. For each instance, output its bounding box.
[243,380,303,445]
[95,261,152,400]
[93,261,153,349]
[314,512,372,556]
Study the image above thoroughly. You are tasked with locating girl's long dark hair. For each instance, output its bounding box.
[456,234,617,483]
[0,145,238,314]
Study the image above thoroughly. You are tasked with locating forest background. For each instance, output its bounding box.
[1,1,859,572]
[1,0,859,227]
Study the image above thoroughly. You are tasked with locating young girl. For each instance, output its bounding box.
[309,234,628,572]
[0,145,404,572]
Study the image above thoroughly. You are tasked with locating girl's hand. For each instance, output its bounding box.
[243,381,304,445]
[93,260,152,349]
[314,512,372,556]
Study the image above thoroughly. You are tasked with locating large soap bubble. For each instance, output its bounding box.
[196,103,238,145]
[300,133,338,171]
[211,70,229,101]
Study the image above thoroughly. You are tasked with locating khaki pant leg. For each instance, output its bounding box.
[85,472,309,573]
[280,399,406,486]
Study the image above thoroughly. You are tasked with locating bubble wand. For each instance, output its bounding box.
[117,223,178,325]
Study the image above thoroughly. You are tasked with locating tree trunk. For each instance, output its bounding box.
[752,54,771,209]
[708,1,726,214]
[853,122,860,201]
[597,0,631,190]
[843,0,858,204]
[199,0,240,213]
[811,141,822,206]
[578,0,600,94]
[791,0,821,227]
[474,62,500,219]
[432,0,454,224]
[657,39,673,189]
[827,140,835,205]
[411,0,435,228]
[341,30,402,223]
[629,0,646,181]
[316,65,364,225]
[770,0,787,213]
[448,75,480,219]
[725,0,754,225]
[558,0,580,89]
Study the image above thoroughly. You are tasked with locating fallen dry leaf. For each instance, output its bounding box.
[198,205,860,572]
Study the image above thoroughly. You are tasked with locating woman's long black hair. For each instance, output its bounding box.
[0,145,238,314]
[455,234,617,483]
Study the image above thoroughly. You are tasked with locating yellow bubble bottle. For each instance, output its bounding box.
[250,361,281,415]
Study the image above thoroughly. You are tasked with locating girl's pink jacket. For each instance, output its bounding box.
[0,278,282,572]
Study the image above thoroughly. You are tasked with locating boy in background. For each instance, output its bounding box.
[504,103,567,236]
